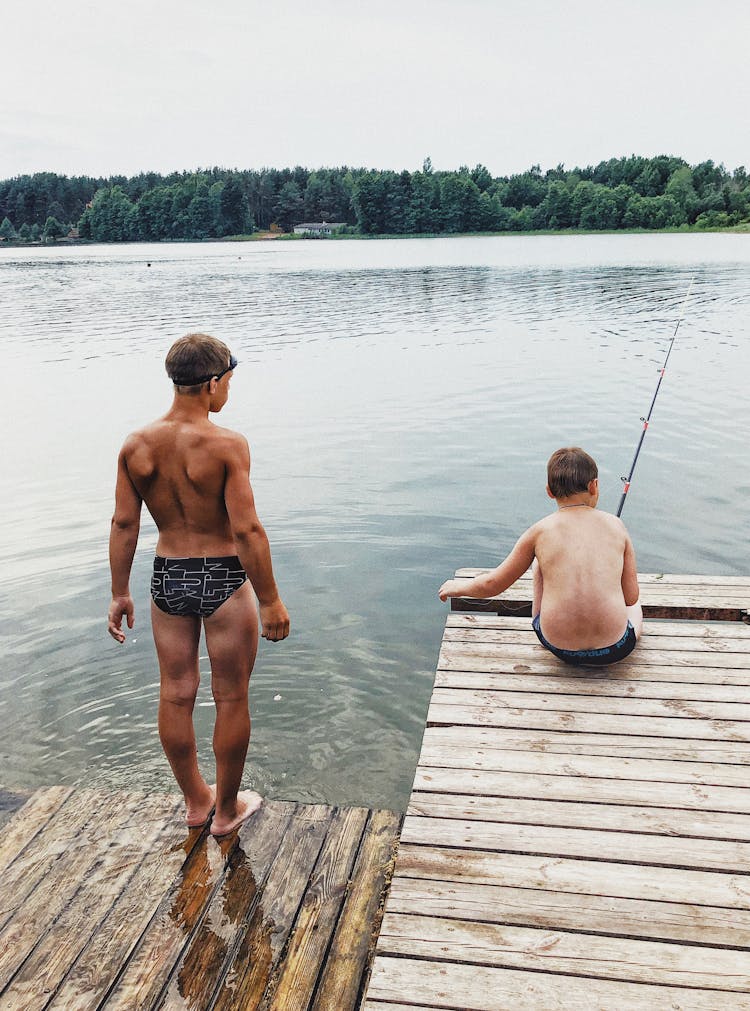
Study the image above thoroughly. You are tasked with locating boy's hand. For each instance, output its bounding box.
[260,598,290,642]
[108,594,135,643]
[438,579,464,602]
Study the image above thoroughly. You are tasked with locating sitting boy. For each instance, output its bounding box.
[439,447,643,666]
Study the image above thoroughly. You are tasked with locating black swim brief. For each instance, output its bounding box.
[532,614,637,667]
[151,555,247,618]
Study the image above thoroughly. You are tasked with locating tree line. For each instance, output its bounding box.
[1,156,748,243]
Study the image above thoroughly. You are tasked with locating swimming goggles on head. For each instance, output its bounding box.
[171,354,238,386]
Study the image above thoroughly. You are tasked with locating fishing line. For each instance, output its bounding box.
[616,275,695,517]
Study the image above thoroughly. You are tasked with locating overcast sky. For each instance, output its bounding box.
[2,0,748,180]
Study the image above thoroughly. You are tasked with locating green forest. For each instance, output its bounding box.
[0,155,748,243]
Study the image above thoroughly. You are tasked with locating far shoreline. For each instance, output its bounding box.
[1,222,748,251]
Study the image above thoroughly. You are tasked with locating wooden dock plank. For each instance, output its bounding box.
[155,801,298,1011]
[311,809,402,1011]
[366,956,750,1010]
[0,787,73,877]
[415,764,750,811]
[421,723,750,763]
[0,791,148,993]
[447,613,750,637]
[265,806,369,1011]
[3,795,180,1010]
[408,790,750,841]
[0,788,101,931]
[427,702,750,740]
[377,912,750,991]
[47,807,206,1011]
[210,805,334,1011]
[385,876,750,947]
[431,685,750,720]
[401,814,750,872]
[395,842,750,909]
[435,668,750,701]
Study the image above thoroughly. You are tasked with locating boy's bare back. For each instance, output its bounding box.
[122,416,244,558]
[527,507,638,649]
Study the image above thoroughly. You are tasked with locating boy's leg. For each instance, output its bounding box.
[203,581,261,832]
[151,603,215,822]
[531,559,543,619]
[627,600,644,640]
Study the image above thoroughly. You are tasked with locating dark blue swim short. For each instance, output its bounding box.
[151,555,247,618]
[532,614,637,667]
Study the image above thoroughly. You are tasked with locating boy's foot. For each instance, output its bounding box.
[210,790,263,837]
[185,784,216,827]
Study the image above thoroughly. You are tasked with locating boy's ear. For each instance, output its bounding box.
[589,478,599,494]
[546,484,555,500]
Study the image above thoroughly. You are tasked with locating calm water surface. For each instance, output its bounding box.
[1,234,749,809]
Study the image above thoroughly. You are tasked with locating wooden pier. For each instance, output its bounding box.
[366,572,750,1010]
[0,791,400,1010]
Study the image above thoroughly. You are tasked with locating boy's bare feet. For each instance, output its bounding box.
[210,790,263,837]
[185,783,216,827]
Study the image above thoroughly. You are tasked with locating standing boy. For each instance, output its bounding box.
[108,333,290,835]
[439,447,642,665]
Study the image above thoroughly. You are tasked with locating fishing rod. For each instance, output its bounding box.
[616,276,694,517]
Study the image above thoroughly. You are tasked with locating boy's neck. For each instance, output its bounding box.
[556,494,596,510]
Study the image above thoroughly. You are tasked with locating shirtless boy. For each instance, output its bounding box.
[439,447,643,666]
[108,333,290,835]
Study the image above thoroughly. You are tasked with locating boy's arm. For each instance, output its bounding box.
[223,435,290,642]
[621,530,640,606]
[439,527,537,602]
[108,444,143,643]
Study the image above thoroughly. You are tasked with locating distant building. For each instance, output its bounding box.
[293,221,346,236]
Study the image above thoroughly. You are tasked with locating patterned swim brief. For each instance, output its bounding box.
[151,555,247,618]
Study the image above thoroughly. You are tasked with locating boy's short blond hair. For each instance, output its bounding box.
[165,333,232,393]
[547,447,598,498]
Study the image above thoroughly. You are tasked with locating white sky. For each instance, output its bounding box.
[2,0,748,180]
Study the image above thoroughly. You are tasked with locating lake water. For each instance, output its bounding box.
[1,234,749,810]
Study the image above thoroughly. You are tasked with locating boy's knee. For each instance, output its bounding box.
[160,674,200,706]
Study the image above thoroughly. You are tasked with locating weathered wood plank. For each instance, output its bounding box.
[421,723,750,763]
[377,912,750,991]
[0,787,73,877]
[435,668,750,701]
[155,801,298,1011]
[431,685,750,721]
[408,791,750,841]
[0,789,100,929]
[265,806,369,1011]
[385,876,750,947]
[101,804,247,1010]
[442,627,750,655]
[447,612,750,638]
[427,702,750,740]
[441,655,750,684]
[394,843,750,909]
[439,640,750,669]
[366,956,749,1010]
[401,814,750,873]
[414,764,750,811]
[47,804,206,1011]
[2,795,180,1010]
[210,805,334,1011]
[0,791,148,994]
[311,809,402,1011]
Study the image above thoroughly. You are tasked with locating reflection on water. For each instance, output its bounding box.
[1,235,749,809]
